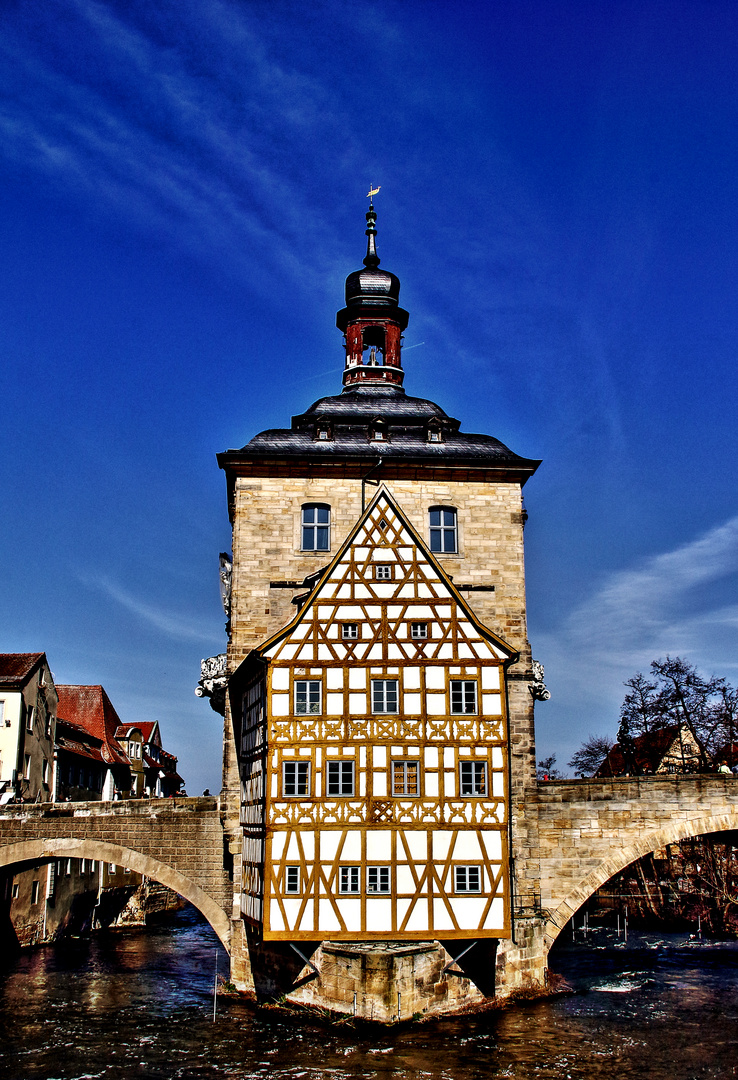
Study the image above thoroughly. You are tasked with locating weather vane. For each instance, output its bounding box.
[367,185,381,200]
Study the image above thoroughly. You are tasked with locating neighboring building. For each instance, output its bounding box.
[217,201,543,1002]
[1,672,184,947]
[595,723,703,777]
[55,685,132,800]
[115,721,183,798]
[0,653,57,805]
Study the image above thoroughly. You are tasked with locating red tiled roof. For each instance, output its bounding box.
[595,724,695,777]
[0,653,45,684]
[56,685,130,767]
[114,721,160,744]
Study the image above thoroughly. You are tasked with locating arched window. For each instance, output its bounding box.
[429,506,458,554]
[302,504,330,551]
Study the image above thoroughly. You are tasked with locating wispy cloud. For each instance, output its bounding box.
[535,516,738,759]
[82,575,218,644]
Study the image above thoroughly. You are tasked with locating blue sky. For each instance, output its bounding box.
[2,0,737,791]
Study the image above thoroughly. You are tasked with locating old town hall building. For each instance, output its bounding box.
[217,202,543,1012]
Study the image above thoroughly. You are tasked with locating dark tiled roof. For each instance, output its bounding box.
[0,653,45,684]
[223,387,539,475]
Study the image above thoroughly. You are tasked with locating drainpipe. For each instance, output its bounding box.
[361,458,384,511]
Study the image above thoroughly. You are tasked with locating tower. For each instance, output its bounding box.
[217,203,543,1012]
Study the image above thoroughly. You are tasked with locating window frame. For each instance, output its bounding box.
[450,680,478,715]
[367,866,391,894]
[294,680,322,716]
[459,760,488,796]
[454,865,482,894]
[285,866,301,894]
[341,623,359,640]
[372,679,399,715]
[26,706,34,733]
[339,866,361,894]
[301,503,331,552]
[374,563,393,581]
[282,760,311,798]
[429,506,458,554]
[326,760,355,797]
[31,880,40,905]
[410,622,428,639]
[391,759,420,796]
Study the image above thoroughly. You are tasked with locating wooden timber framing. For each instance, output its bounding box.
[230,488,516,943]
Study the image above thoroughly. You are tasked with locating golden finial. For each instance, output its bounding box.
[367,185,381,199]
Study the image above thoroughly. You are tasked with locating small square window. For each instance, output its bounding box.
[367,866,390,893]
[339,866,360,894]
[283,761,310,797]
[342,623,358,640]
[410,622,428,639]
[295,680,321,715]
[392,760,419,796]
[451,680,478,715]
[460,761,487,796]
[285,866,301,894]
[372,680,399,714]
[327,760,354,796]
[374,564,392,580]
[454,866,481,893]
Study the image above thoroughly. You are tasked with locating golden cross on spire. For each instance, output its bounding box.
[367,185,381,199]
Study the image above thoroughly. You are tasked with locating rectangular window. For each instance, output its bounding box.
[367,866,390,893]
[374,564,392,580]
[295,680,321,715]
[90,861,97,873]
[327,760,355,796]
[454,866,482,893]
[451,680,478,715]
[11,883,19,900]
[285,866,300,894]
[109,864,117,874]
[66,860,72,876]
[392,760,419,796]
[339,866,360,894]
[24,754,31,780]
[429,507,458,553]
[410,622,428,639]
[31,880,40,904]
[26,706,34,733]
[0,701,4,725]
[42,760,49,786]
[81,859,87,874]
[372,680,399,714]
[341,623,358,640]
[460,761,487,796]
[283,761,310,797]
[302,504,330,551]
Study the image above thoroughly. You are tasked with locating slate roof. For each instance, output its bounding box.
[56,685,130,767]
[222,386,540,477]
[0,653,45,685]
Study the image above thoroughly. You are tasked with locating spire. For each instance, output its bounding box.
[364,201,379,268]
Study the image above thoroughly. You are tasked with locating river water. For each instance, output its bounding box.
[2,908,738,1079]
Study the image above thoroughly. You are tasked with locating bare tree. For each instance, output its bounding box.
[537,754,562,781]
[567,735,615,778]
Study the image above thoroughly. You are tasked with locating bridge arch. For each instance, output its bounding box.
[544,808,738,951]
[0,839,231,951]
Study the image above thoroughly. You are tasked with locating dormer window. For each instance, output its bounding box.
[369,419,388,443]
[427,421,444,443]
[315,422,332,442]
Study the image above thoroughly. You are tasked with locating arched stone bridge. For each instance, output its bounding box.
[535,775,738,951]
[0,797,233,949]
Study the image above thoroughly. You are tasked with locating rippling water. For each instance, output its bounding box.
[2,909,738,1079]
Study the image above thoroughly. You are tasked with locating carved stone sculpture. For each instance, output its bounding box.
[530,659,551,701]
[195,653,228,716]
